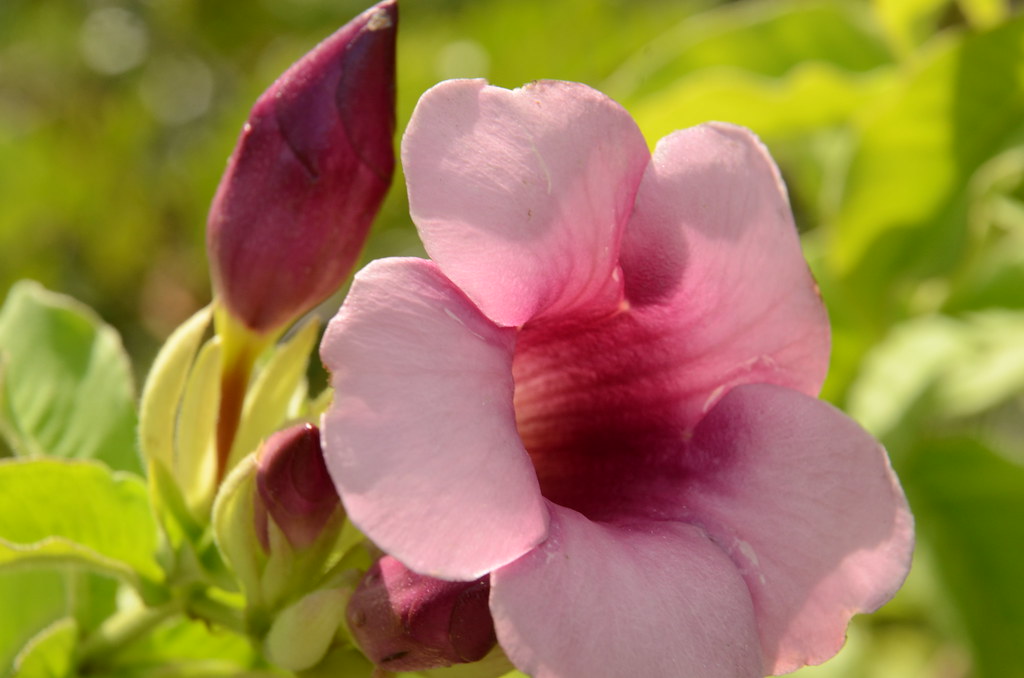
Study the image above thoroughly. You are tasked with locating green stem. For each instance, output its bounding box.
[78,598,184,668]
[187,590,248,636]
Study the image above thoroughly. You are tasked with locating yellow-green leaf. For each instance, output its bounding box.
[0,459,161,589]
[0,281,138,473]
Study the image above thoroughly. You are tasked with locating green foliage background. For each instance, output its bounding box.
[1,0,1023,676]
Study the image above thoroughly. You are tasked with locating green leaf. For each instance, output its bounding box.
[0,280,139,473]
[627,65,894,259]
[10,618,77,678]
[845,315,963,438]
[900,436,1024,678]
[947,243,1024,312]
[630,62,894,147]
[871,0,953,57]
[847,311,1024,440]
[958,0,1009,30]
[608,0,892,102]
[0,459,161,590]
[945,145,1024,312]
[831,16,1024,318]
[0,571,120,677]
[88,613,259,677]
[0,571,68,675]
[933,311,1024,416]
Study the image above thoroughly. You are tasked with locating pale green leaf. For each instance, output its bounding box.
[10,618,76,678]
[0,571,68,676]
[846,315,963,438]
[608,0,892,102]
[0,459,161,588]
[0,280,138,473]
[848,311,1024,438]
[630,62,895,147]
[0,539,150,596]
[933,312,1024,416]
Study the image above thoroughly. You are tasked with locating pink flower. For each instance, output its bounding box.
[207,0,397,334]
[320,80,913,677]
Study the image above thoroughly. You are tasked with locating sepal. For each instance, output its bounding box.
[227,317,321,473]
[264,587,350,671]
[211,453,265,607]
[139,304,212,472]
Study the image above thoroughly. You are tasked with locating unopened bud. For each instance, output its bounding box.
[256,423,341,551]
[346,556,496,672]
[207,0,397,334]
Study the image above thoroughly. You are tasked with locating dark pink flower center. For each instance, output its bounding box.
[513,307,693,524]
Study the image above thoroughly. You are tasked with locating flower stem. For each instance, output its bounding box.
[216,348,253,481]
[212,305,275,483]
[187,590,248,636]
[77,598,184,668]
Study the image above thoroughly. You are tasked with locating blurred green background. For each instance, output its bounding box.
[1,0,1023,676]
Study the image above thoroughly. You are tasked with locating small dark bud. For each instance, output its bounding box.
[255,423,341,551]
[346,556,497,671]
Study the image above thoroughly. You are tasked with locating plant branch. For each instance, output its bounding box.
[78,598,184,669]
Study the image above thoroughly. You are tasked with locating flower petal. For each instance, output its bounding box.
[320,258,548,580]
[621,123,830,424]
[403,79,650,327]
[683,383,914,673]
[490,504,764,678]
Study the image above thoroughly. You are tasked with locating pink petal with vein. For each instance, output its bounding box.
[621,123,830,427]
[683,384,914,673]
[320,258,548,580]
[403,79,650,327]
[491,504,764,678]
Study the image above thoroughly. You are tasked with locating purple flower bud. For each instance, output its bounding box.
[207,0,397,334]
[255,423,341,551]
[346,556,496,672]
